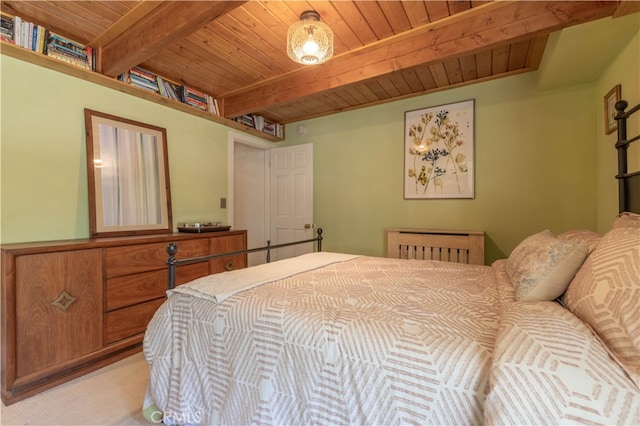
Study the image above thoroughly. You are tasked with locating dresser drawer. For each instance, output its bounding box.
[209,234,248,273]
[106,239,208,278]
[105,297,165,344]
[106,262,209,311]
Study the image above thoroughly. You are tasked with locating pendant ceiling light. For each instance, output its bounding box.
[287,10,333,65]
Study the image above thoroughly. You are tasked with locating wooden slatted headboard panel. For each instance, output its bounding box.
[387,228,485,265]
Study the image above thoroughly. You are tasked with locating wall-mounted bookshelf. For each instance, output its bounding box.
[0,41,285,143]
[234,114,284,138]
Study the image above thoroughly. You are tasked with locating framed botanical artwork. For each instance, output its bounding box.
[404,99,475,199]
[84,109,173,237]
[604,84,621,135]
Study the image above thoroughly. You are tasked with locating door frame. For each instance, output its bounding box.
[227,130,274,243]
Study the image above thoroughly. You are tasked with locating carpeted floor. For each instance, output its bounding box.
[0,352,149,425]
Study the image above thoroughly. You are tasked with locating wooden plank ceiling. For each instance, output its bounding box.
[1,1,632,125]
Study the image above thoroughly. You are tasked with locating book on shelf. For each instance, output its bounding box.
[158,77,181,101]
[176,85,209,111]
[130,75,159,93]
[0,14,13,43]
[129,66,155,80]
[205,94,221,116]
[156,76,168,98]
[128,67,160,93]
[86,46,95,71]
[262,119,283,137]
[234,115,255,128]
[253,115,264,131]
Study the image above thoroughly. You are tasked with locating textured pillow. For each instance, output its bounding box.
[613,211,640,229]
[507,230,588,302]
[563,217,640,388]
[557,229,601,254]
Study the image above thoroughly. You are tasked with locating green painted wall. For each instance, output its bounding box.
[1,55,231,244]
[283,74,597,262]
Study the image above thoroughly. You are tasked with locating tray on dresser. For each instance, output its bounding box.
[177,222,231,233]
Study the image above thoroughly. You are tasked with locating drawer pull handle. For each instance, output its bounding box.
[51,290,77,312]
[225,261,235,271]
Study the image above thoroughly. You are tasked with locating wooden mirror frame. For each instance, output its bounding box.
[84,109,173,238]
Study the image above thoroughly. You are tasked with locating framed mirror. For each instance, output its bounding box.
[84,109,173,238]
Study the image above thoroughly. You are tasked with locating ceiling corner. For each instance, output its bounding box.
[536,13,639,92]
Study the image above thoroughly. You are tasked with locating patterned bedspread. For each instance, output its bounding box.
[144,255,508,425]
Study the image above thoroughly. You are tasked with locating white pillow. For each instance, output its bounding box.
[507,230,588,302]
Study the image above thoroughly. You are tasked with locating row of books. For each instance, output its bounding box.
[118,68,221,116]
[2,13,94,71]
[234,114,284,138]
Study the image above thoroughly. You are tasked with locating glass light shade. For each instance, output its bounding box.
[287,11,333,65]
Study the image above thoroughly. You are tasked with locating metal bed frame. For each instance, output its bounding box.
[166,228,323,290]
[615,100,640,214]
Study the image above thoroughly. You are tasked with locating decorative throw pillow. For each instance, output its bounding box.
[563,218,640,388]
[507,230,588,302]
[557,229,601,254]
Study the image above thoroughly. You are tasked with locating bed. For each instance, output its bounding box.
[142,100,640,425]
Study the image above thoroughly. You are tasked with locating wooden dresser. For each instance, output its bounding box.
[1,230,247,405]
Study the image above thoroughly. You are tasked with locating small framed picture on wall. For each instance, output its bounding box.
[604,84,621,135]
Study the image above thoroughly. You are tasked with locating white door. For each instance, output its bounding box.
[269,143,314,261]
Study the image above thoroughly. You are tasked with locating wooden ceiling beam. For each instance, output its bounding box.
[222,0,617,118]
[614,0,640,18]
[100,1,247,77]
[89,1,164,49]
